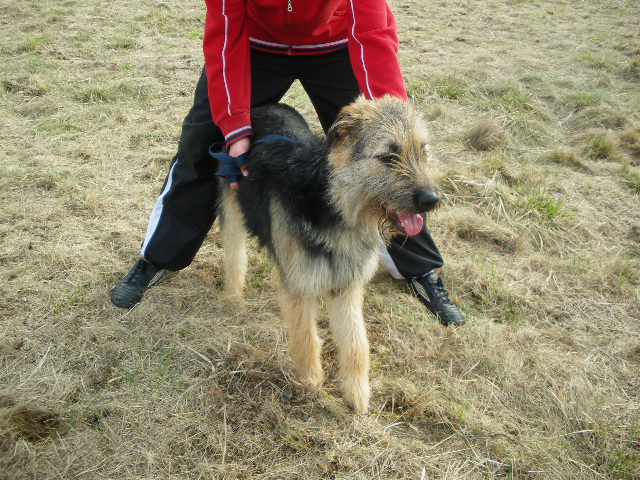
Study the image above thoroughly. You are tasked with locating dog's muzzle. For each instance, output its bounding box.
[382,190,439,236]
[415,191,440,212]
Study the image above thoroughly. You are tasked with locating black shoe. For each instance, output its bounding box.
[409,272,464,326]
[111,259,165,308]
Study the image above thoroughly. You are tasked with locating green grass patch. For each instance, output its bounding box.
[35,118,82,134]
[486,82,535,113]
[579,52,609,69]
[500,88,534,112]
[72,31,94,45]
[77,86,112,103]
[622,169,640,194]
[541,149,588,170]
[16,34,46,53]
[512,184,569,225]
[566,91,602,110]
[598,420,640,480]
[588,133,619,160]
[630,56,640,77]
[106,36,139,50]
[468,264,528,325]
[478,150,509,175]
[611,259,640,289]
[74,80,149,104]
[433,77,469,100]
[406,76,470,101]
[570,252,592,274]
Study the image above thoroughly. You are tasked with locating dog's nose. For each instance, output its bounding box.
[415,191,440,211]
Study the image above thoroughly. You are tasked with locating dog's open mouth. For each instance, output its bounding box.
[383,204,424,236]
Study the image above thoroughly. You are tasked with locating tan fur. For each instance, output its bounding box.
[219,96,436,414]
[220,188,248,298]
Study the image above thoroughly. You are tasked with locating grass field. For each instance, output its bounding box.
[1,0,639,478]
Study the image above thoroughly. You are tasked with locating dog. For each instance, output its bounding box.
[216,95,439,414]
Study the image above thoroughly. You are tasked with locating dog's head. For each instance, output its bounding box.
[327,95,439,236]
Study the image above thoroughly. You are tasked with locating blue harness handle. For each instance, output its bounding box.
[209,134,304,185]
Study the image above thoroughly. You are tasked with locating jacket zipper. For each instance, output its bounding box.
[286,0,294,55]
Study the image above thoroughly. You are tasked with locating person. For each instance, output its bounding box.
[111,0,464,326]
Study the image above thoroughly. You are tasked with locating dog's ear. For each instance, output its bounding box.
[326,97,369,148]
[327,106,354,147]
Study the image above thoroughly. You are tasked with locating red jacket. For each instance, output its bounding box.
[203,0,408,146]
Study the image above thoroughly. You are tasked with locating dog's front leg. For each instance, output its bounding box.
[327,286,370,414]
[279,288,324,390]
[220,190,248,297]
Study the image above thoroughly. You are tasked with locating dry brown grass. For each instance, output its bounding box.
[464,119,507,152]
[1,0,640,479]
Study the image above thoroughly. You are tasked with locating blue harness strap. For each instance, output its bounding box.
[209,134,304,185]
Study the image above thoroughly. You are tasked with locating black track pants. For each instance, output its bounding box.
[140,49,444,277]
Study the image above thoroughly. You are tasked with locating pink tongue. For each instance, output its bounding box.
[398,213,424,235]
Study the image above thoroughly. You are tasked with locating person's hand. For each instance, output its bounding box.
[228,137,250,190]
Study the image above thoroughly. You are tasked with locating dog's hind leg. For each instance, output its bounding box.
[220,191,248,297]
[327,286,370,414]
[279,287,324,390]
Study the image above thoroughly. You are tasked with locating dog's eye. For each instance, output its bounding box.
[377,143,402,165]
[389,143,402,154]
[377,153,398,165]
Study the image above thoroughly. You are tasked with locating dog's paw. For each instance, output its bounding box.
[221,288,245,311]
[342,379,370,415]
[343,396,369,415]
[222,280,245,298]
[297,371,324,391]
[289,372,324,404]
[223,288,243,298]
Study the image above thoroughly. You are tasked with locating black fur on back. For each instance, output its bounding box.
[233,104,344,256]
[249,104,317,144]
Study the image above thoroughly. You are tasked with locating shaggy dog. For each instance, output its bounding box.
[216,95,439,414]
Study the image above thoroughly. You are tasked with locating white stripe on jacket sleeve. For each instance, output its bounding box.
[348,0,374,99]
[221,0,232,117]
